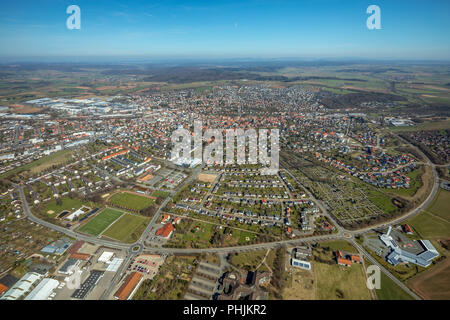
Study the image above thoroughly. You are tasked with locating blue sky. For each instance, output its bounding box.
[0,0,449,60]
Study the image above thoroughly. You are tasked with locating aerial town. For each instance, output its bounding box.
[0,76,448,302]
[0,0,449,308]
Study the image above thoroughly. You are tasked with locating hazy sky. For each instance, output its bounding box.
[0,0,449,60]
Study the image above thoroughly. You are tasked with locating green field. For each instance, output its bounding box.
[41,197,90,218]
[427,189,450,221]
[376,273,414,300]
[366,188,398,214]
[313,261,372,300]
[79,208,123,236]
[0,149,74,180]
[108,192,155,211]
[102,213,149,243]
[320,240,358,253]
[152,190,170,198]
[389,119,450,132]
[406,189,450,239]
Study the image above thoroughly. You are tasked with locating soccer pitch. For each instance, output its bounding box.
[108,191,155,211]
[102,213,150,243]
[78,208,124,236]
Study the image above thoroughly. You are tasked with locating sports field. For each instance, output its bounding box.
[78,208,124,236]
[108,191,155,211]
[102,213,149,243]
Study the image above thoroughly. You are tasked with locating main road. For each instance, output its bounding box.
[17,133,441,300]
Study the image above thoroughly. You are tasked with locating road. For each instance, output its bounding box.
[16,132,441,300]
[351,240,421,300]
[17,185,131,251]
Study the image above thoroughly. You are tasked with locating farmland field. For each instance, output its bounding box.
[78,208,123,236]
[108,191,155,211]
[376,273,414,300]
[313,261,371,300]
[427,189,450,221]
[407,257,450,300]
[407,189,450,238]
[102,213,149,243]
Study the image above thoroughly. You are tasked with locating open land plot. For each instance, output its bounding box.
[133,255,196,300]
[375,272,414,300]
[229,249,270,271]
[406,188,450,239]
[151,190,171,199]
[406,257,450,300]
[0,149,74,180]
[166,218,259,249]
[427,189,450,221]
[389,119,450,132]
[313,261,371,300]
[407,211,450,239]
[108,191,155,211]
[78,208,123,236]
[39,197,91,218]
[319,240,358,253]
[197,173,218,183]
[283,268,315,300]
[102,213,150,243]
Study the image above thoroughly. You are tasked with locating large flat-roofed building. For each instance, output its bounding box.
[24,278,59,300]
[291,258,311,270]
[380,227,439,267]
[0,272,43,300]
[58,258,81,275]
[71,270,104,300]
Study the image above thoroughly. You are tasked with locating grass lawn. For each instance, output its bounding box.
[406,189,450,239]
[407,211,450,239]
[229,249,268,270]
[389,119,450,132]
[427,189,450,221]
[314,261,372,300]
[0,149,74,179]
[102,213,149,243]
[376,272,414,300]
[366,188,398,214]
[168,220,216,248]
[41,197,89,218]
[78,208,123,236]
[320,240,358,253]
[108,191,155,211]
[152,190,170,198]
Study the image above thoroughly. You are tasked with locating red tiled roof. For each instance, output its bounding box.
[114,272,142,300]
[337,257,352,266]
[0,283,8,295]
[156,223,174,238]
[70,252,91,261]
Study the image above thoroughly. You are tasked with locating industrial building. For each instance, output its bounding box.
[380,226,439,267]
[0,272,43,300]
[71,270,104,300]
[24,278,59,300]
[290,258,311,270]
